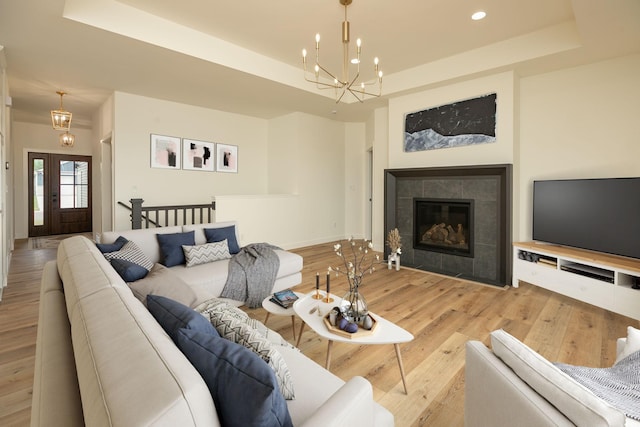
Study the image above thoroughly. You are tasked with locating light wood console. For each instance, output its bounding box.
[512,241,640,320]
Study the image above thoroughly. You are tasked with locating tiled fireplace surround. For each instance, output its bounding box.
[384,164,512,286]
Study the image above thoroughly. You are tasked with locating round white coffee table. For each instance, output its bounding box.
[261,291,305,341]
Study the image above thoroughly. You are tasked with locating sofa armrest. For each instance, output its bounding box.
[464,341,574,427]
[300,376,375,427]
[31,261,84,427]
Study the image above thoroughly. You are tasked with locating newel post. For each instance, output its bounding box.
[130,198,144,229]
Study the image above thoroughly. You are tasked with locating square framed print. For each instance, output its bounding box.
[182,139,215,171]
[216,143,238,173]
[150,134,181,169]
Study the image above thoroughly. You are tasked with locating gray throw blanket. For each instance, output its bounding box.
[554,350,640,421]
[220,243,280,308]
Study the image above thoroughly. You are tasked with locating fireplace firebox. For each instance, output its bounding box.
[414,198,474,257]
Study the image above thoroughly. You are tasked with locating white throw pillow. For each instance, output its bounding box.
[103,240,154,271]
[490,329,625,427]
[182,240,231,267]
[615,326,640,364]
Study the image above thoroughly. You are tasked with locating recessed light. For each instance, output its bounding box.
[471,11,486,20]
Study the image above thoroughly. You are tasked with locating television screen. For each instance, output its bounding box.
[533,178,640,260]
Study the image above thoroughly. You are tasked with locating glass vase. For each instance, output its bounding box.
[340,288,369,325]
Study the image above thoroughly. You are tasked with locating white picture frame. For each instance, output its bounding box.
[216,143,238,173]
[150,134,181,169]
[182,139,215,171]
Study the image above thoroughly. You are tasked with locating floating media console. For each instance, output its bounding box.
[513,242,640,320]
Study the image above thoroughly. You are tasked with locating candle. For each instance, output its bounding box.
[315,272,319,290]
[326,273,330,295]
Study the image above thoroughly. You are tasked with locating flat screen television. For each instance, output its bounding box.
[532,177,640,260]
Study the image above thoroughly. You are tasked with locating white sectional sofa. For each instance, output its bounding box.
[465,329,639,427]
[100,221,303,305]
[31,226,395,426]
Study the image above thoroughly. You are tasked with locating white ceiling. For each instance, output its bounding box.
[0,0,639,129]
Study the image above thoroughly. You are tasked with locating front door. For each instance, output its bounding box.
[28,152,92,237]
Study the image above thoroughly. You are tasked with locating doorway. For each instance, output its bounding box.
[28,152,92,237]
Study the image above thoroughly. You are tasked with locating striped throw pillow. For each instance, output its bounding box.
[182,240,231,267]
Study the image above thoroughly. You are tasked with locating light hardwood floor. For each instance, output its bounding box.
[1,237,639,426]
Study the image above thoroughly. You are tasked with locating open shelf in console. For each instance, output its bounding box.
[558,260,614,283]
[513,241,640,320]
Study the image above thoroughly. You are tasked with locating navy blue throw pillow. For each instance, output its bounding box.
[96,236,128,254]
[147,295,218,343]
[204,226,240,254]
[156,231,195,267]
[176,329,293,427]
[110,258,148,282]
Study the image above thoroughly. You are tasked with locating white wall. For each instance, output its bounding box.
[370,107,389,251]
[266,112,348,246]
[387,71,516,169]
[344,122,366,239]
[12,122,93,239]
[92,94,114,234]
[517,53,640,241]
[112,92,269,230]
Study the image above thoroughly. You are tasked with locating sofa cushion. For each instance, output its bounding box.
[176,329,293,427]
[157,231,196,267]
[102,240,154,271]
[128,264,204,308]
[615,326,640,364]
[183,241,231,267]
[490,329,625,427]
[205,226,240,254]
[147,295,219,344]
[110,258,149,282]
[96,235,128,253]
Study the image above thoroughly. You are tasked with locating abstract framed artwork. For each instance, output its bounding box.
[182,139,215,171]
[216,143,238,173]
[150,134,181,169]
[404,93,497,152]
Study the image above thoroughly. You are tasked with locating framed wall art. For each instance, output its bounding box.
[216,143,238,173]
[404,93,497,152]
[182,138,215,171]
[150,134,181,169]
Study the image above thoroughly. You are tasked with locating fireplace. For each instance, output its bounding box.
[384,164,512,287]
[414,198,474,257]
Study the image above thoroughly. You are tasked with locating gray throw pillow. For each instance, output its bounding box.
[128,264,202,308]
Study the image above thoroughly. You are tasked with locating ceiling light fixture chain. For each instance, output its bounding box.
[302,0,383,103]
[51,90,73,131]
[50,90,75,147]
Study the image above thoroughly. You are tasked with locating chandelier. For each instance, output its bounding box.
[302,0,383,103]
[59,131,75,147]
[51,91,72,131]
